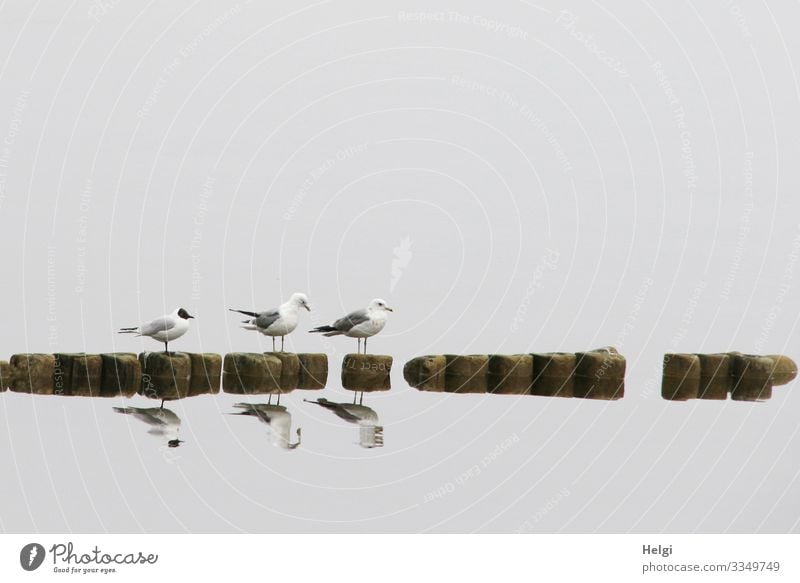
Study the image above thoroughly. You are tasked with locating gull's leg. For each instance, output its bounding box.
[359,392,363,405]
[364,337,368,354]
[277,392,281,406]
[353,391,357,404]
[356,338,361,354]
[272,337,276,352]
[164,341,169,355]
[160,399,165,410]
[281,336,285,352]
[268,394,272,405]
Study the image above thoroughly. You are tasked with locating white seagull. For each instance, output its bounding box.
[229,403,301,450]
[118,307,194,355]
[309,298,393,354]
[229,292,311,352]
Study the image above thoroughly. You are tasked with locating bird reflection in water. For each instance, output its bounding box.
[113,404,184,448]
[304,398,384,448]
[229,403,301,450]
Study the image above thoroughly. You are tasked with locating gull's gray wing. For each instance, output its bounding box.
[332,309,370,333]
[138,316,177,336]
[254,308,281,330]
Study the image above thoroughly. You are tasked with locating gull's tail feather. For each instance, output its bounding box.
[113,407,134,414]
[309,326,339,336]
[229,308,260,318]
[118,327,139,335]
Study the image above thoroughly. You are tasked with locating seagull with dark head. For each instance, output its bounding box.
[118,307,194,355]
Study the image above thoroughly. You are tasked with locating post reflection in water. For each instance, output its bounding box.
[228,403,301,450]
[112,405,184,448]
[304,398,384,449]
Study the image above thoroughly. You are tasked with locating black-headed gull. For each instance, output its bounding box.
[229,292,311,352]
[118,307,194,355]
[309,298,393,354]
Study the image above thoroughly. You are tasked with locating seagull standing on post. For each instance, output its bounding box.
[309,298,393,354]
[118,307,194,355]
[229,292,311,352]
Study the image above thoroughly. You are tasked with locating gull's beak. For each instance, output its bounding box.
[167,439,184,448]
[385,306,394,312]
[304,304,311,312]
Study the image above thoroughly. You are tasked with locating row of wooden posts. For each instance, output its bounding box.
[661,352,796,402]
[404,350,626,399]
[0,349,795,402]
[403,350,796,401]
[0,352,336,399]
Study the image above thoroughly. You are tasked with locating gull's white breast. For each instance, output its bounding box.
[150,318,190,342]
[261,308,299,337]
[346,313,387,338]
